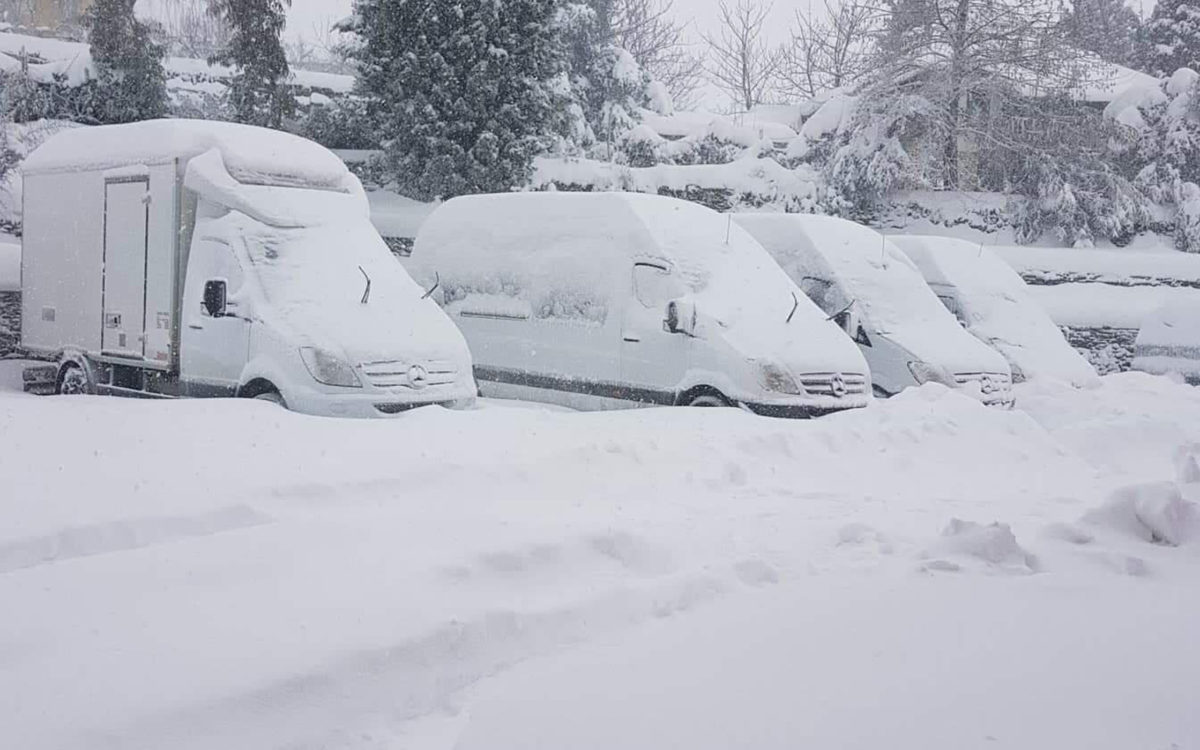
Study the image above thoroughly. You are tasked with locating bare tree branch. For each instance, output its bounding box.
[703,0,782,111]
[612,0,703,109]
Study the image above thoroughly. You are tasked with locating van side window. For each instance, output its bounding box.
[632,262,675,309]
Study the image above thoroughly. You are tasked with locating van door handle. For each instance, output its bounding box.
[187,321,203,330]
[623,335,641,343]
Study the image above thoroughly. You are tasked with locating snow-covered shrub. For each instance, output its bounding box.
[1011,154,1149,248]
[618,123,664,167]
[299,96,377,150]
[823,94,929,217]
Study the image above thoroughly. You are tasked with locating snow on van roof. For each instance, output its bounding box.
[22,120,352,190]
[891,236,1097,385]
[735,213,1009,374]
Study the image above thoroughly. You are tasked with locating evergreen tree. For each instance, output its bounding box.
[208,0,293,128]
[1062,0,1142,67]
[558,0,650,152]
[83,0,168,124]
[1142,0,1200,76]
[346,0,566,200]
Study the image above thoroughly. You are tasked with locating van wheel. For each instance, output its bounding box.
[253,391,287,408]
[57,363,92,395]
[680,387,731,408]
[872,385,891,398]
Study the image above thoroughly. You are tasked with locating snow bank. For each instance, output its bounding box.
[2,355,1200,747]
[995,245,1200,287]
[1085,481,1197,546]
[1132,296,1200,380]
[892,235,1097,385]
[25,119,354,192]
[1024,282,1200,329]
[533,156,821,209]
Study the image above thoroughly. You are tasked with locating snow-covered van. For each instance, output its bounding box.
[734,215,1014,406]
[1132,298,1200,385]
[890,235,1098,387]
[19,120,475,416]
[410,192,871,416]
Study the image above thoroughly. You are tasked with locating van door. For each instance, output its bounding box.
[101,178,150,359]
[181,238,251,395]
[621,261,688,405]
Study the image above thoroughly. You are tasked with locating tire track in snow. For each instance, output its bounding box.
[97,556,781,750]
[0,504,272,574]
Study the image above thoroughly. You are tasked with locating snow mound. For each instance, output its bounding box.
[924,518,1038,574]
[1133,297,1200,380]
[1175,443,1200,485]
[1085,481,1198,547]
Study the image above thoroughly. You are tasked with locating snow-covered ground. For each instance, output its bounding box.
[2,363,1199,749]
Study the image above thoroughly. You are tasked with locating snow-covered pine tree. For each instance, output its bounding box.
[83,0,168,124]
[1142,0,1200,76]
[557,0,651,155]
[1062,0,1142,68]
[208,0,293,128]
[346,0,566,200]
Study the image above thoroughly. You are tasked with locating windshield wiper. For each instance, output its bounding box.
[786,292,798,324]
[422,272,440,300]
[359,266,371,305]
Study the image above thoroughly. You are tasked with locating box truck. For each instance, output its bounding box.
[410,192,872,417]
[20,120,476,416]
[735,214,1014,407]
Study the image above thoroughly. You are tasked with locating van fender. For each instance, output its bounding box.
[672,369,746,407]
[236,356,293,401]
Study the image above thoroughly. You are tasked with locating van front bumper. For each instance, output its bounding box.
[285,384,477,418]
[741,395,871,419]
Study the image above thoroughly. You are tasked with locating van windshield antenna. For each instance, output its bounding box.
[786,292,798,324]
[359,266,371,305]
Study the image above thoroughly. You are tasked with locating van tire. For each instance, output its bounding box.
[253,390,286,408]
[56,362,92,395]
[679,387,731,408]
[872,385,891,398]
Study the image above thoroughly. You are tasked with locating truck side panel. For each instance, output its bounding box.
[21,165,180,368]
[143,163,181,367]
[21,171,106,357]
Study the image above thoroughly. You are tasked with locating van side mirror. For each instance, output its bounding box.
[203,280,227,317]
[665,299,697,336]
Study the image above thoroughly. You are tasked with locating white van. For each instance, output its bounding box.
[20,120,476,416]
[1132,297,1200,385]
[735,214,1014,406]
[410,192,871,416]
[890,235,1098,387]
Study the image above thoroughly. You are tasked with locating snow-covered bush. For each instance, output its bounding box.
[823,94,928,217]
[299,96,377,150]
[1010,153,1150,248]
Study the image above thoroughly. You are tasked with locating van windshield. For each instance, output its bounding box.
[240,216,424,314]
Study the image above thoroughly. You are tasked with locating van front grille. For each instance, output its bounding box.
[953,372,1012,395]
[361,359,458,390]
[798,372,868,397]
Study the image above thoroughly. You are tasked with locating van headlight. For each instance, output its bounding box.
[299,347,362,388]
[908,361,956,387]
[759,362,803,395]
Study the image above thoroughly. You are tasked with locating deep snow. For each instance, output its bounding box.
[1,365,1198,749]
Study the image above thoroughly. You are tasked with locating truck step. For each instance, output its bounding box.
[22,364,57,395]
